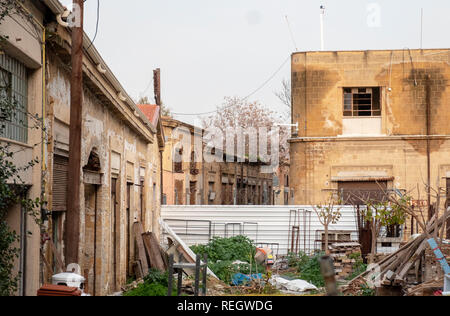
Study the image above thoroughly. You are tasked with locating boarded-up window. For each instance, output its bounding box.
[174,148,183,173]
[338,181,387,205]
[52,155,69,211]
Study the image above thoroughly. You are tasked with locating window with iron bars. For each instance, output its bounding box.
[343,87,381,117]
[0,54,28,143]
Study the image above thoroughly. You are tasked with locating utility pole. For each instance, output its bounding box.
[153,68,161,106]
[154,69,165,205]
[320,5,325,51]
[66,0,84,265]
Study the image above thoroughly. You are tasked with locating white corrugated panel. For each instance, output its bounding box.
[161,205,359,256]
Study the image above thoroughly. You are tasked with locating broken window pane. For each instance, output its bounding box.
[343,87,381,117]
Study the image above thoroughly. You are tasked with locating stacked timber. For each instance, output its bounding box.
[329,242,362,279]
[343,214,449,295]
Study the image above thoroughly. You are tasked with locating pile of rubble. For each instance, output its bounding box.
[343,214,449,296]
[329,242,362,280]
[423,244,450,283]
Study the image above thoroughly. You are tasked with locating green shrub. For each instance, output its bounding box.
[191,236,256,263]
[191,236,264,284]
[360,283,376,296]
[347,256,367,281]
[296,252,325,288]
[124,269,176,297]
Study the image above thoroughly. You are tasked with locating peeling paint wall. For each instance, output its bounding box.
[45,48,161,296]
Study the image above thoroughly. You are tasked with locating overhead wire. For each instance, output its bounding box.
[86,0,100,50]
[172,54,291,117]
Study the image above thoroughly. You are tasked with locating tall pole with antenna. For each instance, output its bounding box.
[420,8,424,49]
[320,5,325,51]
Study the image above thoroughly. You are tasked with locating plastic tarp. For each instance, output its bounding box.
[270,276,318,294]
[232,273,263,286]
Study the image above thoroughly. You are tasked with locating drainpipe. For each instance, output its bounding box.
[15,0,47,293]
[160,149,163,204]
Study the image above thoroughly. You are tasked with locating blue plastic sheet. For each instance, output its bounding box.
[231,273,263,286]
[427,238,450,275]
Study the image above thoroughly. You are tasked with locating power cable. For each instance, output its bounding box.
[86,0,100,50]
[285,15,298,52]
[172,55,291,117]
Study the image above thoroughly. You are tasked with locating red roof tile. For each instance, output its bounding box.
[138,104,160,128]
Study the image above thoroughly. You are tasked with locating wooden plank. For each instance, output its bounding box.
[133,222,149,276]
[159,245,169,270]
[177,245,195,264]
[160,219,218,279]
[142,232,165,272]
[49,240,64,273]
[133,261,144,280]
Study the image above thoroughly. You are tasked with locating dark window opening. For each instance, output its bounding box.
[174,147,183,173]
[190,151,199,175]
[343,87,381,117]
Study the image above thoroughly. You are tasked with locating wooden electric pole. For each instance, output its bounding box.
[66,0,84,265]
[154,69,165,205]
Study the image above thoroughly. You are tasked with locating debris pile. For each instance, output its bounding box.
[423,244,450,283]
[343,215,449,295]
[406,276,445,296]
[329,242,362,279]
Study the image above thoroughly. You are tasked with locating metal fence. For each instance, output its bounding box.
[161,205,360,256]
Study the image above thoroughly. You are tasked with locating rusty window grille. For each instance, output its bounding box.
[0,54,28,143]
[343,87,381,117]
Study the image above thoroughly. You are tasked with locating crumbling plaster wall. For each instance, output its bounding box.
[46,51,159,295]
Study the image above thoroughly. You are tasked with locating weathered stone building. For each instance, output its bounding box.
[161,116,274,206]
[1,0,164,296]
[290,49,450,239]
[273,165,292,205]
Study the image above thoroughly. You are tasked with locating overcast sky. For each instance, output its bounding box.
[60,0,450,124]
